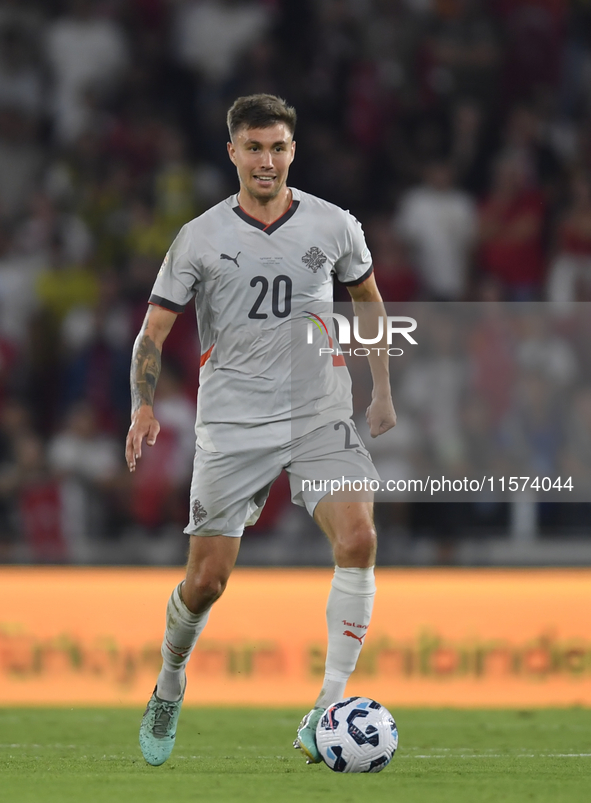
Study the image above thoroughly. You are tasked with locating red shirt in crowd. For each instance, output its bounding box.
[479,189,546,288]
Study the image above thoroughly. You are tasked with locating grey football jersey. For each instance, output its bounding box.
[149,187,373,451]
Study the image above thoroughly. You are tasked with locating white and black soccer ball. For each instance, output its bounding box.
[316,696,398,773]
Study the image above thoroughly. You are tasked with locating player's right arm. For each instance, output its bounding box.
[125,305,178,472]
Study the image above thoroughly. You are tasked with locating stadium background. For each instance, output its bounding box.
[0,0,590,709]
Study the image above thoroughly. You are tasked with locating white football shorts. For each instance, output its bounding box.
[184,419,380,537]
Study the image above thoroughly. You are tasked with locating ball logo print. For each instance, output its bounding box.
[346,709,380,747]
[316,696,398,773]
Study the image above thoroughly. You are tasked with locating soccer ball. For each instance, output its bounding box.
[316,696,398,773]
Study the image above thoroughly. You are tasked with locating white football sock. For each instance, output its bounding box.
[315,566,376,710]
[156,582,210,701]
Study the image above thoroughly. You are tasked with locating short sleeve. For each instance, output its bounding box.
[149,223,201,313]
[333,212,374,286]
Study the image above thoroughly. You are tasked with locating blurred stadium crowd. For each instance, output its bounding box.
[1,0,591,564]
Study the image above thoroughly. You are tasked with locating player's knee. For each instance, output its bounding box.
[335,521,377,567]
[183,571,229,612]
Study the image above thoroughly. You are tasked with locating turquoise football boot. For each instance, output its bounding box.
[139,682,185,766]
[293,707,325,764]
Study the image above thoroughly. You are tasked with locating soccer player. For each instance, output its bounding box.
[126,94,396,766]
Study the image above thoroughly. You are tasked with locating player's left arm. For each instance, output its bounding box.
[347,273,397,438]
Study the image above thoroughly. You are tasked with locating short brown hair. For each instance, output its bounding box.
[227,94,297,140]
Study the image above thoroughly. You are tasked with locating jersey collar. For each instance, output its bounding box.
[232,190,300,235]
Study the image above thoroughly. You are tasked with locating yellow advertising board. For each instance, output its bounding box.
[1,568,590,707]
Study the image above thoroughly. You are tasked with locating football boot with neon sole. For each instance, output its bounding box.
[139,681,185,766]
[293,707,325,764]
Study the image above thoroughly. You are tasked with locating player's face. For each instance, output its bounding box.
[227,124,296,203]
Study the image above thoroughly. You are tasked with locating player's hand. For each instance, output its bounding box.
[125,406,161,472]
[366,394,397,438]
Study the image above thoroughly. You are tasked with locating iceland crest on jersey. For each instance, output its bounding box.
[302,246,328,273]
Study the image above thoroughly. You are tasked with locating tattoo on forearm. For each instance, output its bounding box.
[130,333,161,411]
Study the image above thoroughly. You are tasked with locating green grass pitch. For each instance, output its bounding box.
[1,707,590,803]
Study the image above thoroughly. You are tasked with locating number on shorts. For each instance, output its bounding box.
[334,420,360,450]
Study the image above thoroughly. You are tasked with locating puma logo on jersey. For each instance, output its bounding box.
[220,251,241,268]
[343,630,365,645]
